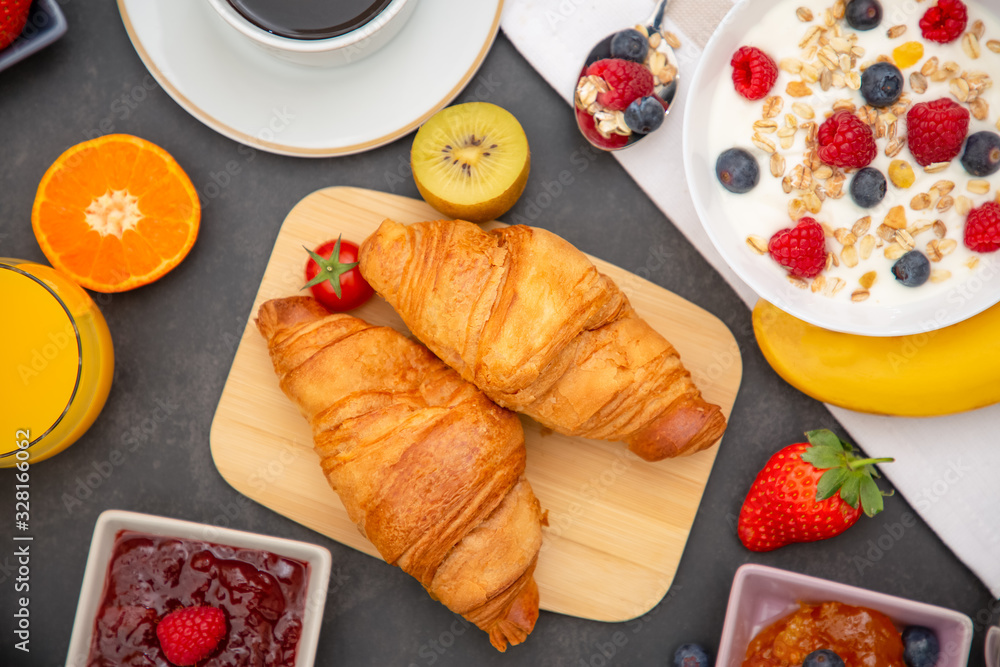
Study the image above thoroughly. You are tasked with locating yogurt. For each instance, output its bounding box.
[708,0,1000,307]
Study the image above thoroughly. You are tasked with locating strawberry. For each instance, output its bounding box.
[738,429,892,552]
[156,605,227,666]
[0,0,32,51]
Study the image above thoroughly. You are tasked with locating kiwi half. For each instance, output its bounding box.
[411,102,530,223]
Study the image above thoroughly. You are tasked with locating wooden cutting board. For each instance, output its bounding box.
[210,186,743,622]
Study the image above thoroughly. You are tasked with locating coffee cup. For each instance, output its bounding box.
[206,0,418,67]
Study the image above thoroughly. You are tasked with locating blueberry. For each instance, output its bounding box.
[803,649,845,667]
[902,626,940,667]
[610,28,649,62]
[845,0,883,30]
[673,643,712,667]
[892,251,931,287]
[624,96,665,135]
[961,131,1000,177]
[849,167,887,208]
[716,148,759,194]
[861,62,903,108]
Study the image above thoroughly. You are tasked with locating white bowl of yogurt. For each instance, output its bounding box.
[684,0,1000,336]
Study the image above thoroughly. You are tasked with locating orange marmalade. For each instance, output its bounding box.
[743,601,905,667]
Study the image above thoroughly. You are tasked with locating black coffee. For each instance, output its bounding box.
[226,0,395,40]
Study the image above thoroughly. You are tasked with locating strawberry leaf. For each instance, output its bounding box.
[839,474,862,509]
[801,446,846,470]
[802,429,851,470]
[802,428,895,516]
[816,468,850,501]
[859,475,886,517]
[805,429,849,452]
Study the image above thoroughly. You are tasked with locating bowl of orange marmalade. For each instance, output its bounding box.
[716,565,973,667]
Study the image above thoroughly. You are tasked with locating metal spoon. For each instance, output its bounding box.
[574,0,679,151]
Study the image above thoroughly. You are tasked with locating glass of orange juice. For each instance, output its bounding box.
[0,259,114,466]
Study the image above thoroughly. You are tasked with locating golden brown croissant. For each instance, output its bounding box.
[255,296,544,651]
[358,218,727,461]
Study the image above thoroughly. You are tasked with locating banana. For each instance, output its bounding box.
[752,299,1000,416]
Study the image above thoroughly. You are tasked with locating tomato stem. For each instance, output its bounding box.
[301,236,358,299]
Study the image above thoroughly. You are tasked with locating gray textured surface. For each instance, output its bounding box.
[0,2,995,665]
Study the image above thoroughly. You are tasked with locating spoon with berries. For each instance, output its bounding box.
[574,0,679,151]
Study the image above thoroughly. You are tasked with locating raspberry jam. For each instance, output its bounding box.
[743,601,906,667]
[86,531,310,666]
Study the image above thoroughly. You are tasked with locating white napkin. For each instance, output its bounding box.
[500,0,1000,599]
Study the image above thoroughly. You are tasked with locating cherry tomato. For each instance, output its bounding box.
[302,237,374,312]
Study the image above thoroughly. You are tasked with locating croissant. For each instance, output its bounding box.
[358,218,727,461]
[255,296,544,651]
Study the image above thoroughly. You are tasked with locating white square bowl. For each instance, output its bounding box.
[716,564,973,667]
[65,509,332,667]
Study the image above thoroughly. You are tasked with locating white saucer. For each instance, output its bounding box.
[117,0,503,157]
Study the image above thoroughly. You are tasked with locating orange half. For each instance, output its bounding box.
[32,134,201,292]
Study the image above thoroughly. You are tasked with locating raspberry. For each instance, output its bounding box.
[919,0,968,44]
[768,217,827,279]
[156,605,227,666]
[585,58,654,111]
[964,202,1000,253]
[816,111,877,169]
[731,46,778,101]
[906,98,970,167]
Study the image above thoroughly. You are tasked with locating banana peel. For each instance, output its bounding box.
[753,299,1000,416]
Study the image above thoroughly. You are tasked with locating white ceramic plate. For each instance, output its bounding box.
[683,0,1000,336]
[117,0,503,157]
[65,510,332,667]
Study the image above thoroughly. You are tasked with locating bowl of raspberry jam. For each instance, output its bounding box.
[65,510,331,667]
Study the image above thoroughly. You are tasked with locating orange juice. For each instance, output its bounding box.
[0,260,114,465]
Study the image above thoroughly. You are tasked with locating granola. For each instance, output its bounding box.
[709,0,1000,303]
